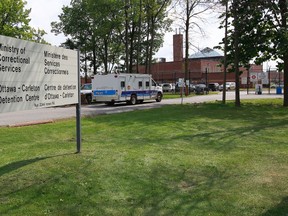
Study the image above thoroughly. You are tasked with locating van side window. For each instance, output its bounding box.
[139,81,143,88]
[121,81,125,88]
[145,81,150,88]
[152,80,157,87]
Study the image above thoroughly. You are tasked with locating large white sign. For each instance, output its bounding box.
[0,35,78,113]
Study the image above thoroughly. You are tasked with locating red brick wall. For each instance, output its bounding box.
[138,57,263,85]
[81,77,91,85]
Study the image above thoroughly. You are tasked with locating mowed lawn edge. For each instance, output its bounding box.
[0,98,287,216]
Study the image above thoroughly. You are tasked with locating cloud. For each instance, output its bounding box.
[25,0,70,45]
[155,17,224,61]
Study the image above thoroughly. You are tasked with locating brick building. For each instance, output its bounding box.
[138,34,263,86]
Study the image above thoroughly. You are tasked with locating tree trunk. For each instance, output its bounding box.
[279,0,288,106]
[148,19,155,75]
[93,49,97,75]
[184,0,190,96]
[283,56,288,106]
[222,0,228,104]
[125,1,129,73]
[136,0,142,73]
[233,0,241,107]
[129,25,136,73]
[84,50,88,83]
[144,17,150,74]
[104,39,108,74]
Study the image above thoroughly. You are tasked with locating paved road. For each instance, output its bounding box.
[0,91,283,127]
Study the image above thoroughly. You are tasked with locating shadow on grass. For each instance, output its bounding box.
[84,102,288,153]
[85,102,286,128]
[0,153,73,177]
[0,153,76,215]
[121,163,232,215]
[173,116,288,152]
[82,101,288,161]
[262,197,288,216]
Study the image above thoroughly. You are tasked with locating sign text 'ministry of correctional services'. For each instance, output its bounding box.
[0,35,78,113]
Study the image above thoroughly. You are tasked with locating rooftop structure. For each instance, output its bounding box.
[189,47,223,59]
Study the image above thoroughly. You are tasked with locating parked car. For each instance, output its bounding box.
[270,83,283,88]
[219,84,226,91]
[208,83,220,91]
[162,83,173,92]
[195,84,209,95]
[227,82,236,90]
[189,84,196,92]
[219,82,236,91]
[81,83,92,104]
[175,82,184,92]
[175,83,195,93]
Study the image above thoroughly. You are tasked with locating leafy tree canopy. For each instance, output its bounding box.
[51,0,172,74]
[0,0,47,43]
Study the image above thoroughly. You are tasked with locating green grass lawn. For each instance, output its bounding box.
[1,99,288,215]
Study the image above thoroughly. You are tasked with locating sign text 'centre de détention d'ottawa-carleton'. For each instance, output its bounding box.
[0,42,77,108]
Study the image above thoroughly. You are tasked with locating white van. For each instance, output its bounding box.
[92,73,163,105]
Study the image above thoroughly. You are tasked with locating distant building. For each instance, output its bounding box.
[138,34,263,86]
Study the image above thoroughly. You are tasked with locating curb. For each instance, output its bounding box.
[8,119,54,127]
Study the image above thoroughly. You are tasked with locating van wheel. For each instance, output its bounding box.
[86,94,92,104]
[130,95,137,105]
[156,92,162,102]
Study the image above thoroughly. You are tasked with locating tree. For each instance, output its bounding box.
[218,0,228,104]
[231,0,241,106]
[172,0,216,95]
[0,0,46,42]
[144,0,172,74]
[120,0,172,73]
[52,0,172,75]
[86,0,124,74]
[52,0,122,74]
[217,0,269,106]
[262,0,288,106]
[218,0,288,107]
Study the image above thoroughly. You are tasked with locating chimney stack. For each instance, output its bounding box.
[173,34,183,62]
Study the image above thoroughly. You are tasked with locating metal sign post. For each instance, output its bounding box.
[76,50,81,153]
[178,78,184,104]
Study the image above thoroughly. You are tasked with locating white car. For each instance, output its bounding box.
[227,82,236,90]
[80,83,92,104]
[162,83,174,92]
[219,82,236,91]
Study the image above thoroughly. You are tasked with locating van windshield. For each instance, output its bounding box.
[81,84,92,90]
